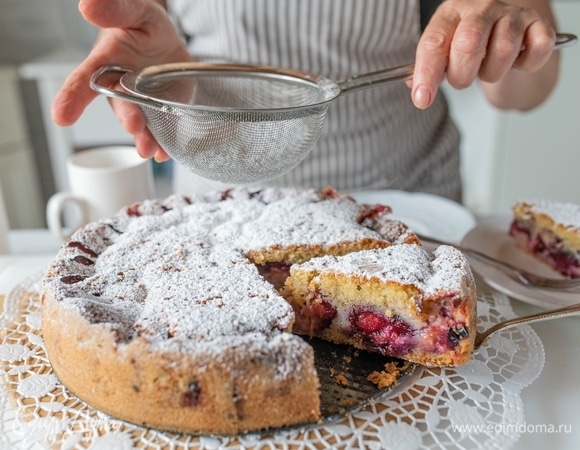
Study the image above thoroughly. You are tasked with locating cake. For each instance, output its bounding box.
[510,199,580,278]
[41,187,476,435]
[281,245,477,367]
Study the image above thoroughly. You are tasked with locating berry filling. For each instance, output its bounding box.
[292,289,470,359]
[126,204,142,217]
[255,262,292,291]
[350,309,415,355]
[180,380,202,407]
[291,291,338,336]
[67,241,99,258]
[357,204,392,223]
[72,255,95,266]
[510,220,580,278]
[60,275,88,285]
[352,301,471,358]
[308,299,337,333]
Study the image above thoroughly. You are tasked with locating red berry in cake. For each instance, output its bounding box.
[256,263,291,290]
[180,380,201,407]
[67,241,99,258]
[60,275,88,284]
[72,255,95,266]
[448,326,469,347]
[220,189,234,200]
[310,299,337,333]
[352,310,388,334]
[357,204,392,223]
[320,187,341,199]
[350,309,415,355]
[126,204,141,216]
[370,317,414,351]
[370,204,391,217]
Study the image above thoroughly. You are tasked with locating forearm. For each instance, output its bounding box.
[479,0,560,111]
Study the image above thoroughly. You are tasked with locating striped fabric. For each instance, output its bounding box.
[167,0,461,201]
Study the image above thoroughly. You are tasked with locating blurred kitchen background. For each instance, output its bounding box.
[0,0,578,230]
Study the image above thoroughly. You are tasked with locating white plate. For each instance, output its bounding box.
[461,215,579,309]
[350,190,476,244]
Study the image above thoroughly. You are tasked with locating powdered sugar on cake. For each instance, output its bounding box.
[43,187,409,352]
[295,244,471,296]
[520,198,580,230]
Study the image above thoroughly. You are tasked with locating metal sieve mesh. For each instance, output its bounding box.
[141,104,328,183]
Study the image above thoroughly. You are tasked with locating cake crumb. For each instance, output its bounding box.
[343,398,357,407]
[367,361,410,389]
[334,373,348,386]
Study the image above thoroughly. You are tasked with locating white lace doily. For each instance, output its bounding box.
[0,273,544,450]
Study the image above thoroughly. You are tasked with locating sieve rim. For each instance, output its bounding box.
[119,61,342,114]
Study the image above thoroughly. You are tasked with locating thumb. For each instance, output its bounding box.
[79,0,158,29]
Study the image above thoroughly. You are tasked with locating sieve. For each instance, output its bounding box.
[90,32,576,184]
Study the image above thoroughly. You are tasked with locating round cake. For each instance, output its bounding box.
[41,187,427,435]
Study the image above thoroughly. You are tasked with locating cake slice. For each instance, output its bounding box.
[510,199,580,278]
[281,244,477,367]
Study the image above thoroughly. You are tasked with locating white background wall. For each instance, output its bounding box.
[0,0,97,228]
[0,0,96,64]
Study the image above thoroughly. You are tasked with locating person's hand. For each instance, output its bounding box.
[51,0,191,161]
[411,0,558,110]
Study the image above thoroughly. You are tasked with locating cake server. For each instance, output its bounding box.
[89,33,576,184]
[475,301,580,349]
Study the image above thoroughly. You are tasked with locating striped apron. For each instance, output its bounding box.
[167,0,461,201]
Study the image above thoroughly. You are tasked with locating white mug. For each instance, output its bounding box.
[47,146,156,241]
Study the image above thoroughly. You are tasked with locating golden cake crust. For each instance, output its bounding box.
[42,290,319,434]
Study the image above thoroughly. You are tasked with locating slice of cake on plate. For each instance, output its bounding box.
[510,199,580,278]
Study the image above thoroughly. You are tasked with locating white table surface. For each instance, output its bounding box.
[1,229,579,450]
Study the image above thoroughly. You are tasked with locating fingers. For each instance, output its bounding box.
[52,0,180,166]
[133,128,168,161]
[477,14,524,83]
[412,14,455,109]
[512,19,556,72]
[53,0,181,129]
[478,14,555,83]
[447,15,493,88]
[79,0,151,29]
[52,67,99,126]
[51,33,120,126]
[412,0,557,109]
[107,97,152,157]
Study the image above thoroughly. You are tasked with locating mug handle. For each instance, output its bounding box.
[46,192,90,241]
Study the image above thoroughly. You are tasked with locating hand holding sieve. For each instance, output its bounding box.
[90,33,576,184]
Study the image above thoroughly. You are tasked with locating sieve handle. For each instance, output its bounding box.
[338,64,415,95]
[338,32,577,95]
[90,66,167,111]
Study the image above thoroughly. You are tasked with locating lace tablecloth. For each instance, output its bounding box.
[0,273,544,450]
